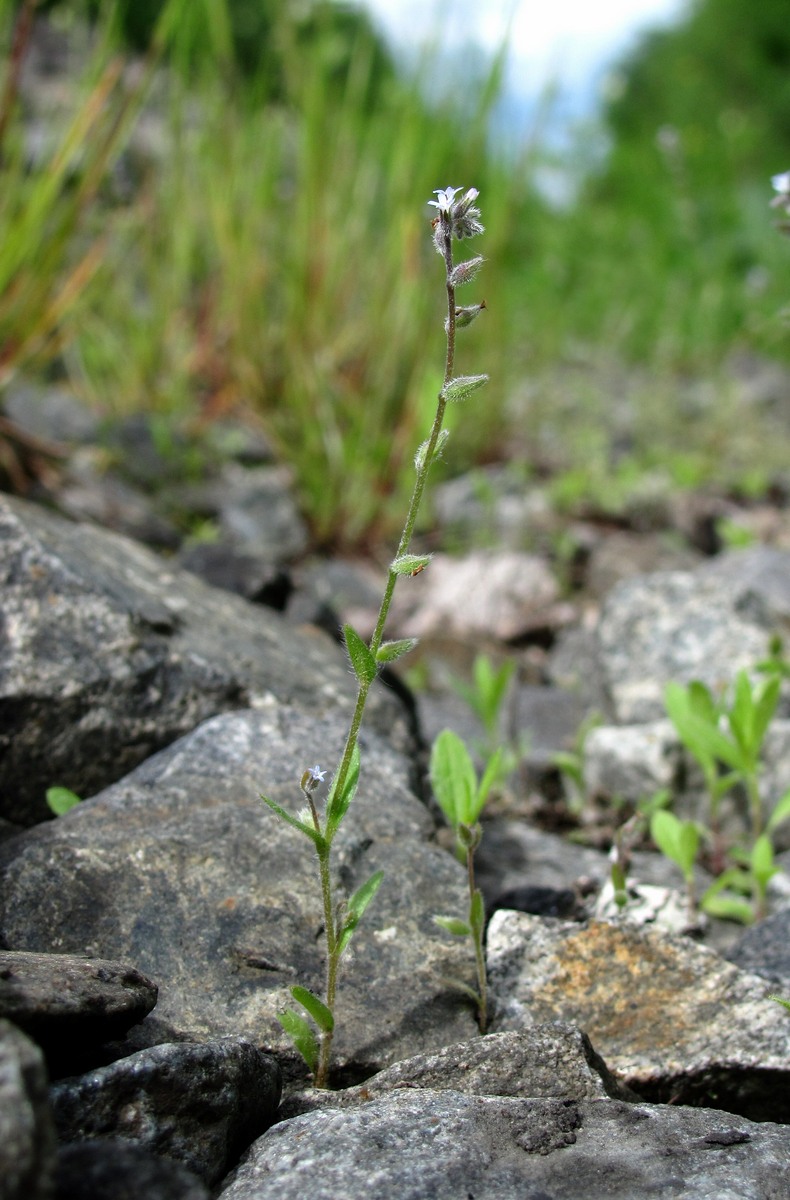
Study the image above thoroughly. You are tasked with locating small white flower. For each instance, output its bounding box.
[428,186,463,213]
[772,172,790,195]
[301,764,327,794]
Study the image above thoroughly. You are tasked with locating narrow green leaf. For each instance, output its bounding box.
[343,624,378,686]
[376,638,419,664]
[440,975,483,1005]
[751,834,777,887]
[347,869,384,920]
[442,374,489,403]
[650,810,697,877]
[769,995,790,1012]
[276,1008,319,1073]
[477,747,506,813]
[434,915,472,937]
[291,986,334,1033]
[45,787,83,816]
[336,869,384,956]
[390,554,432,576]
[430,729,477,827]
[469,888,485,935]
[767,789,790,835]
[260,794,327,850]
[325,744,360,836]
[752,676,781,752]
[701,892,754,924]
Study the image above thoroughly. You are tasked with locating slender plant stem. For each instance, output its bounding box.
[315,845,337,1087]
[467,846,487,1033]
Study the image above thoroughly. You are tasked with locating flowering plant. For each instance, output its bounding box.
[261,185,488,1087]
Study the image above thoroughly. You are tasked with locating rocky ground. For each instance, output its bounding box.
[2,382,790,1198]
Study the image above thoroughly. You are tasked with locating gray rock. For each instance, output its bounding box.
[218,1089,790,1200]
[726,908,790,990]
[0,1019,56,1200]
[54,1140,210,1200]
[0,494,410,824]
[0,951,157,1073]
[282,1025,635,1120]
[487,912,790,1121]
[582,718,681,801]
[392,550,562,642]
[585,529,702,599]
[595,568,774,723]
[213,464,309,562]
[0,707,475,1077]
[50,1038,280,1186]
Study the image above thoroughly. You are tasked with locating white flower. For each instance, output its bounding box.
[301,764,327,794]
[428,186,463,213]
[772,172,790,195]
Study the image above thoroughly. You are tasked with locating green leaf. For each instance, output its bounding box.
[442,374,489,403]
[429,730,478,828]
[276,1008,319,1073]
[336,869,384,956]
[260,793,327,851]
[434,915,472,937]
[701,892,754,924]
[376,638,419,663]
[390,554,431,576]
[291,986,334,1033]
[751,834,777,888]
[469,888,485,936]
[343,624,378,686]
[650,810,698,879]
[477,747,506,811]
[769,995,790,1013]
[767,789,790,835]
[347,869,384,920]
[325,744,361,837]
[45,787,83,816]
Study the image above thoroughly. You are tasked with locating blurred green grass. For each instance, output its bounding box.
[5,0,790,547]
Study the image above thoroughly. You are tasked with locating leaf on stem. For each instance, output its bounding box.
[650,809,698,881]
[276,1008,319,1073]
[434,915,472,937]
[336,869,384,955]
[45,786,82,816]
[442,375,489,404]
[376,638,419,664]
[429,729,479,827]
[260,793,327,850]
[343,624,378,686]
[767,789,790,835]
[391,553,432,576]
[291,985,334,1033]
[325,743,361,837]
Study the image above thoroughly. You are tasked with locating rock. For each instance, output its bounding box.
[217,1089,790,1200]
[431,467,555,551]
[56,450,182,550]
[595,568,774,723]
[0,707,475,1080]
[0,951,157,1075]
[176,543,292,608]
[585,529,702,599]
[4,380,99,446]
[282,1025,635,1120]
[392,550,562,642]
[487,912,790,1122]
[54,1140,210,1200]
[0,494,410,825]
[211,464,309,562]
[582,719,681,801]
[0,1019,55,1200]
[726,908,790,991]
[50,1038,281,1187]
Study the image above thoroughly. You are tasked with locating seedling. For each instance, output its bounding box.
[430,728,504,1032]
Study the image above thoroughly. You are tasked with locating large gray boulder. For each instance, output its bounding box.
[0,706,474,1079]
[0,1019,55,1200]
[0,494,411,825]
[217,1089,790,1200]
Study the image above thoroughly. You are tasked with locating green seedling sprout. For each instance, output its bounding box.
[451,654,515,756]
[430,728,503,1032]
[649,808,702,923]
[45,787,83,816]
[261,186,488,1086]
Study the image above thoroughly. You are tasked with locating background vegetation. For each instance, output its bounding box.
[3,0,790,547]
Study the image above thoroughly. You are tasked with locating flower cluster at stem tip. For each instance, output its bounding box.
[428,186,485,247]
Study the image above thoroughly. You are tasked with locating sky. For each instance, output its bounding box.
[360,0,689,114]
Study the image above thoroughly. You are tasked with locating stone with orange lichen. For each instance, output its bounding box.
[487,911,790,1122]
